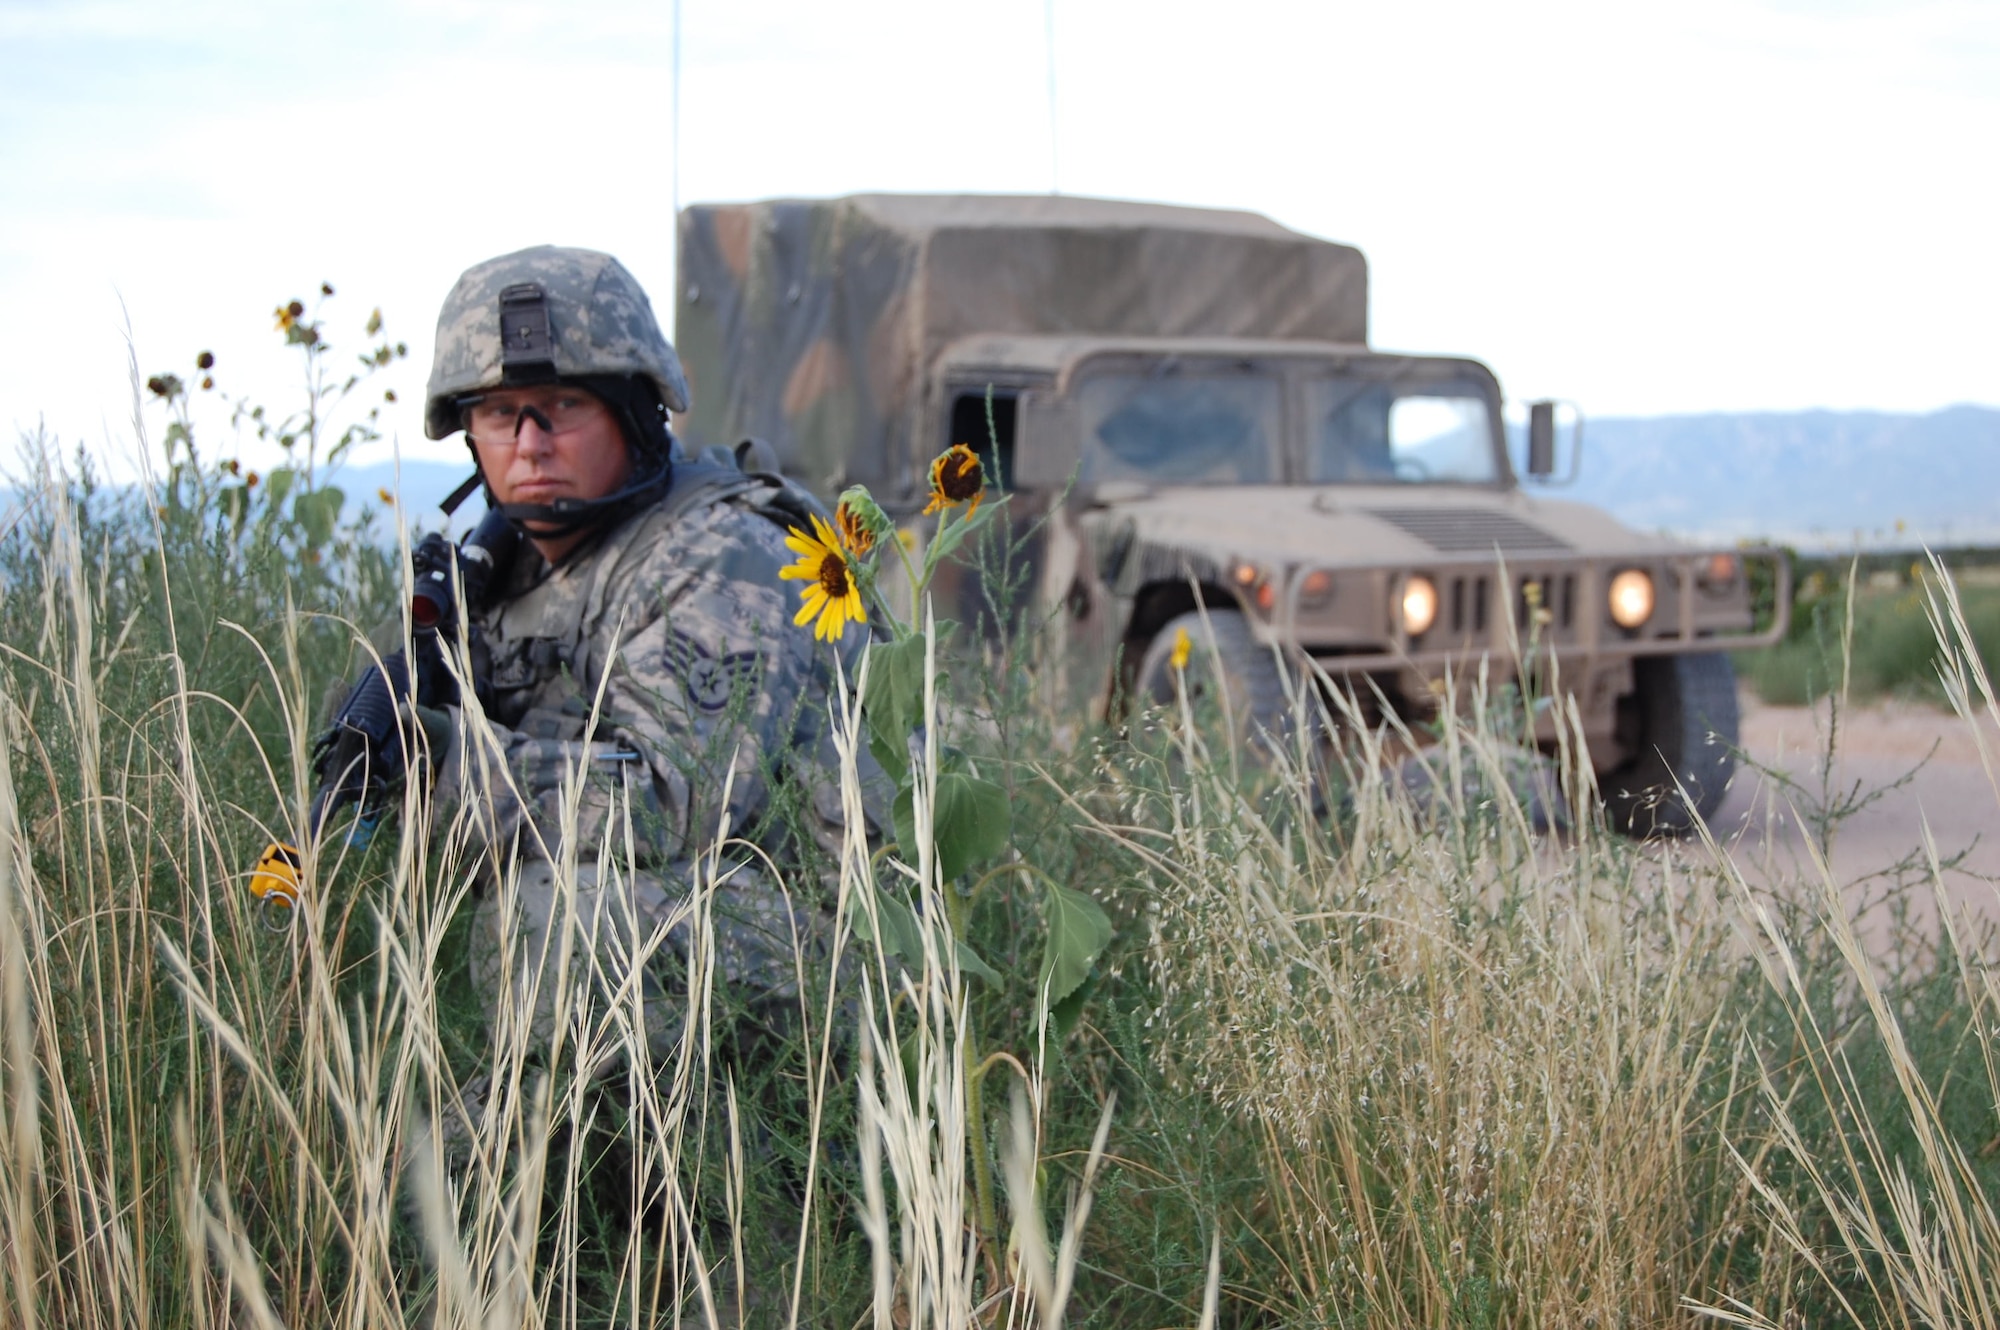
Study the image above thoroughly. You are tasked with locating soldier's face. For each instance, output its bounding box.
[468,385,633,513]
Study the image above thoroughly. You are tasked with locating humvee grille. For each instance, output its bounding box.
[1368,509,1572,553]
[1440,571,1581,639]
[1514,573,1578,632]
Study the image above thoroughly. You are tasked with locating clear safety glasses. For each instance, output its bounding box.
[461,390,607,445]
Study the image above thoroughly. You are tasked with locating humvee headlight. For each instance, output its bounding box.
[1298,568,1335,610]
[1401,575,1439,637]
[1608,569,1655,629]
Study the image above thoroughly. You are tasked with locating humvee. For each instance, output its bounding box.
[673,194,1788,833]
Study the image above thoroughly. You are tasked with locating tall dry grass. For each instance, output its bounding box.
[0,464,1137,1328]
[1,443,1998,1328]
[1688,555,2000,1330]
[1048,593,2000,1327]
[1075,660,1763,1325]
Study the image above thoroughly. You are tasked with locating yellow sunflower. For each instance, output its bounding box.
[923,443,985,516]
[780,514,866,642]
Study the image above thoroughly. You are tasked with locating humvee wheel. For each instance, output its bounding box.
[1602,653,1741,837]
[1136,610,1290,751]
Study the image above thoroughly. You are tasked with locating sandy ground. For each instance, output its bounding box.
[1704,691,2000,922]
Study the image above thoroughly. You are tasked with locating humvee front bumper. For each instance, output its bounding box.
[1254,547,1791,672]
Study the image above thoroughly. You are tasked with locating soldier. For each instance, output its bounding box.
[414,244,867,1074]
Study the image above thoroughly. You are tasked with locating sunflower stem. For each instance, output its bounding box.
[898,512,932,626]
[945,876,1001,1247]
[897,546,925,633]
[855,561,907,641]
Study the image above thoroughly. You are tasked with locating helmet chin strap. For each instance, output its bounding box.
[490,452,674,545]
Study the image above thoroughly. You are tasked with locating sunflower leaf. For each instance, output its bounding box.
[922,496,1008,575]
[849,880,924,964]
[1038,881,1112,1024]
[1044,971,1098,1041]
[863,635,930,781]
[933,772,1010,883]
[890,770,1009,885]
[869,728,908,786]
[956,939,1003,987]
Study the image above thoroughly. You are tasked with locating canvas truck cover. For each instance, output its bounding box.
[674,194,1369,497]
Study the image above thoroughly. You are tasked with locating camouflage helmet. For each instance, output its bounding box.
[424,245,691,441]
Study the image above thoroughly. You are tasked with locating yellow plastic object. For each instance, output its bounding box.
[249,842,303,912]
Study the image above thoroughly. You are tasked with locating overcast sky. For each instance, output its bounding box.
[2,0,1995,475]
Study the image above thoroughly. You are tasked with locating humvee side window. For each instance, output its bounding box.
[1306,379,1498,484]
[1076,370,1280,485]
[949,391,1016,491]
[1389,397,1494,482]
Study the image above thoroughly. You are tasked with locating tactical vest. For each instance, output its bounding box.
[471,463,831,743]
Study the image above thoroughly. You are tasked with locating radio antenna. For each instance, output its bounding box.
[672,0,683,219]
[1045,0,1059,193]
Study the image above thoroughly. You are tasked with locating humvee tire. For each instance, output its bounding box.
[1136,610,1289,751]
[1602,653,1741,837]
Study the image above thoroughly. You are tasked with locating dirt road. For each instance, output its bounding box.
[1707,692,2000,920]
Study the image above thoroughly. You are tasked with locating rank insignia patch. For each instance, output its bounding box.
[663,630,762,713]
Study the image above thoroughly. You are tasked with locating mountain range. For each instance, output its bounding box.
[1558,404,2000,549]
[338,404,2000,551]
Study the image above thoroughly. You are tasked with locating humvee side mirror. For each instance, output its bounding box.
[1522,399,1582,485]
[1527,402,1556,477]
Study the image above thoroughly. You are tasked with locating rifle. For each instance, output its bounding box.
[250,509,519,921]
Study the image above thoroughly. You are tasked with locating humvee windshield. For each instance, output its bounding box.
[1305,376,1499,485]
[1077,364,1281,485]
[1071,357,1501,487]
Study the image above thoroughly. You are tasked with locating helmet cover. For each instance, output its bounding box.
[424,245,690,440]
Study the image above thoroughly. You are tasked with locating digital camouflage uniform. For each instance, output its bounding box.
[431,482,864,1065]
[420,244,868,1067]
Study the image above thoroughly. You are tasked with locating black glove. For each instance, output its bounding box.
[309,652,416,838]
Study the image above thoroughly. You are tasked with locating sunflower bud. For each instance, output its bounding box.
[835,486,890,555]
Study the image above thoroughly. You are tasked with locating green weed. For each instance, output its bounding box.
[1739,556,2000,706]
